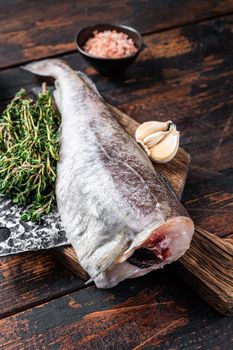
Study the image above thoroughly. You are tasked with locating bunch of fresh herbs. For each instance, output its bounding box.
[0,84,60,222]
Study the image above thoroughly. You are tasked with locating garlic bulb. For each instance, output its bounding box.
[135,120,180,163]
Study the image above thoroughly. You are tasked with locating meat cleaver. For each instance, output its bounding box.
[0,195,68,256]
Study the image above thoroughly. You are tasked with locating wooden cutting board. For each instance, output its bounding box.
[53,105,233,315]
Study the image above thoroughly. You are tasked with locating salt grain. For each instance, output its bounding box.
[83,30,137,58]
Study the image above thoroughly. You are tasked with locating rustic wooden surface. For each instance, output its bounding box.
[0,0,233,349]
[1,0,233,69]
[1,271,233,350]
[0,252,84,319]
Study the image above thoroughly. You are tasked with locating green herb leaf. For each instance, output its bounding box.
[0,85,61,222]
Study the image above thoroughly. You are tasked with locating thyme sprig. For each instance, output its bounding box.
[0,84,61,222]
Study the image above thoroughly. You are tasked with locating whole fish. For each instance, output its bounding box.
[24,59,194,288]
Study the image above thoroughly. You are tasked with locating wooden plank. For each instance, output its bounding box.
[0,15,232,316]
[0,270,231,350]
[1,15,233,104]
[0,0,233,68]
[0,251,84,319]
[178,227,233,314]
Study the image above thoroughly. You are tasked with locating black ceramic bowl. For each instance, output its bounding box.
[76,24,143,76]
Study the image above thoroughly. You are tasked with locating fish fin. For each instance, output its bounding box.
[76,71,102,97]
[53,80,62,111]
[85,274,100,286]
[84,239,131,285]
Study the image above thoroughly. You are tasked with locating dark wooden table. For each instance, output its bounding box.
[1,1,233,349]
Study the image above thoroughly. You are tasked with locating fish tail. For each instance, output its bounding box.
[22,59,73,79]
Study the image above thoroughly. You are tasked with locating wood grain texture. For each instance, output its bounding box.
[0,0,233,68]
[0,15,232,317]
[179,226,233,314]
[1,270,231,350]
[0,251,84,319]
[0,9,232,347]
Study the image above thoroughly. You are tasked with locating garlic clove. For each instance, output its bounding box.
[143,130,171,149]
[135,121,172,142]
[149,131,180,163]
[135,119,179,163]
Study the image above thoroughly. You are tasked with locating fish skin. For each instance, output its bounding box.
[23,59,194,288]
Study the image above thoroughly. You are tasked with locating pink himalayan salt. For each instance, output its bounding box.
[83,30,137,58]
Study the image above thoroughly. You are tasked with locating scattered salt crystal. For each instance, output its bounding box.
[83,30,137,58]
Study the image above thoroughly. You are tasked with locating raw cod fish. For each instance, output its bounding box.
[24,59,194,288]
